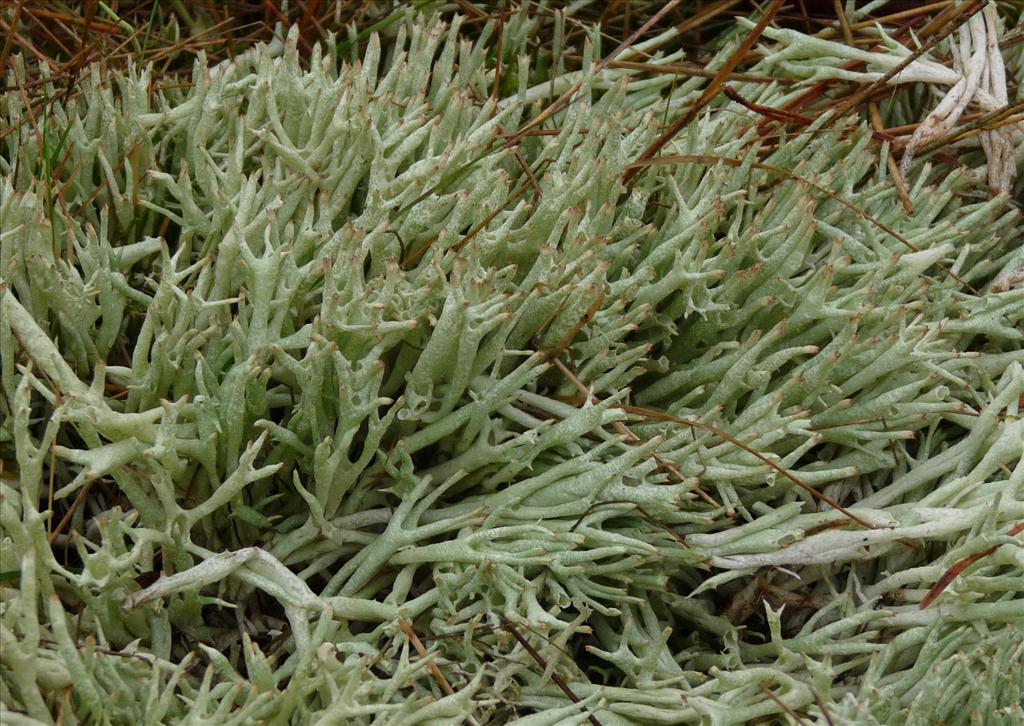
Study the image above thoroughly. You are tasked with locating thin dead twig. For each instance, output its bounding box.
[551,357,722,509]
[919,522,1024,609]
[510,0,687,143]
[500,616,602,726]
[627,153,977,294]
[822,0,986,126]
[622,0,785,187]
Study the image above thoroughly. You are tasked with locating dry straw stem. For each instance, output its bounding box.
[622,0,785,186]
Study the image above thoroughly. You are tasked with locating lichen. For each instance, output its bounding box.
[1,6,1022,725]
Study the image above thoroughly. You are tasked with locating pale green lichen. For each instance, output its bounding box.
[1,5,1022,725]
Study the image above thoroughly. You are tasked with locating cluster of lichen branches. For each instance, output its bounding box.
[1,4,1023,725]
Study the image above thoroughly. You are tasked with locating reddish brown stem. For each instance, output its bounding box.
[920,522,1024,609]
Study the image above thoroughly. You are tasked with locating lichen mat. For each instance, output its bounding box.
[1,5,1023,725]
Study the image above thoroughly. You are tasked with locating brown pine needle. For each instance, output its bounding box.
[723,85,814,125]
[919,522,1024,609]
[760,684,811,726]
[832,0,913,213]
[565,56,789,84]
[622,0,785,187]
[397,618,456,696]
[500,616,602,726]
[398,617,481,726]
[627,153,977,294]
[48,479,96,546]
[550,357,723,509]
[815,691,837,726]
[823,0,986,125]
[511,0,687,143]
[617,403,877,530]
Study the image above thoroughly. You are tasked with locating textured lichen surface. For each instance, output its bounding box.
[1,6,1023,725]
